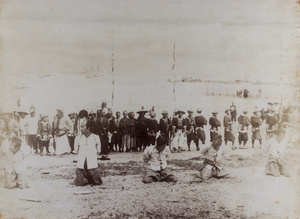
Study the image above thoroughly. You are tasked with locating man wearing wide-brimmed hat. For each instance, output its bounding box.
[136,107,148,151]
[195,108,207,147]
[26,106,39,153]
[209,110,221,142]
[37,114,52,155]
[185,108,199,151]
[237,109,251,148]
[223,109,236,149]
[142,136,177,183]
[250,107,262,148]
[159,110,171,142]
[171,110,187,152]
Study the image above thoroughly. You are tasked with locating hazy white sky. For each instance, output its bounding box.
[0,0,299,82]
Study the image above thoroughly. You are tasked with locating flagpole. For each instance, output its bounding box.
[111,40,115,107]
[172,41,176,105]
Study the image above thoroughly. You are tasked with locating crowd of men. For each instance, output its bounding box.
[0,100,297,188]
[0,100,296,158]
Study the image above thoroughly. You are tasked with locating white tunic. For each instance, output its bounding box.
[74,133,100,169]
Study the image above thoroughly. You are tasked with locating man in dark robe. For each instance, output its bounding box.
[136,107,148,151]
[185,109,199,151]
[209,111,221,142]
[195,108,207,148]
[223,109,235,149]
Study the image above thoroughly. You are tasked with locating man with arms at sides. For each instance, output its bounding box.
[74,119,103,186]
[195,108,207,149]
[223,109,236,150]
[142,136,177,184]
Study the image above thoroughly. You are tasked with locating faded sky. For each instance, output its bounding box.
[0,0,299,82]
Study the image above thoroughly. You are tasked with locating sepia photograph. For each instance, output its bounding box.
[0,0,299,218]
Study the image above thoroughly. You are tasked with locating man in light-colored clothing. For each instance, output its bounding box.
[74,119,102,186]
[1,136,31,189]
[142,136,177,183]
[27,106,39,153]
[53,109,72,155]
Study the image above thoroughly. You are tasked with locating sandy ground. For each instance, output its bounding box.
[0,142,299,219]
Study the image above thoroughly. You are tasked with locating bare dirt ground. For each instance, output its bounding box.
[0,143,299,219]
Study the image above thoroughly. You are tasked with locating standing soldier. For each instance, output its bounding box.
[27,106,39,154]
[106,110,115,152]
[146,111,159,146]
[136,107,148,151]
[67,112,77,154]
[223,109,236,150]
[195,108,207,148]
[37,114,52,155]
[96,109,110,159]
[230,102,237,122]
[250,108,262,148]
[128,111,136,152]
[237,109,251,148]
[171,110,186,152]
[119,111,130,152]
[185,109,199,151]
[159,110,171,143]
[209,110,221,142]
[112,111,122,152]
[88,110,97,135]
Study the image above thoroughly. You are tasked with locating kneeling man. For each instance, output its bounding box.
[74,120,103,186]
[142,136,177,183]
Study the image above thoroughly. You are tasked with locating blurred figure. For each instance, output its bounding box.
[1,136,31,189]
[265,129,289,177]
